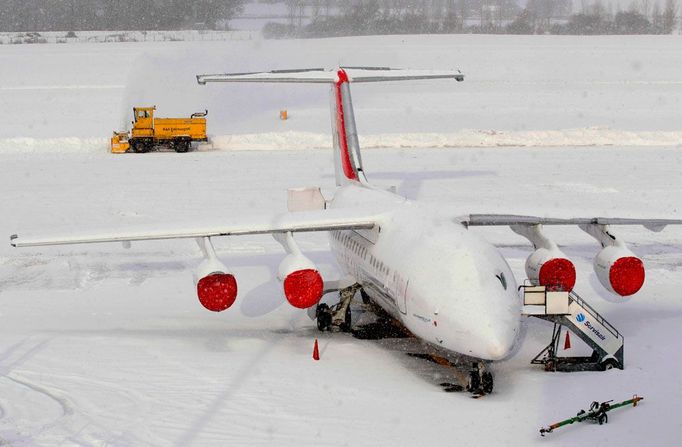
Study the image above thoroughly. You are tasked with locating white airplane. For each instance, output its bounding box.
[10,67,682,395]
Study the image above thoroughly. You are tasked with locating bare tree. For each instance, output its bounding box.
[639,0,652,16]
[663,0,678,32]
[285,0,305,28]
[592,0,606,17]
[458,0,470,28]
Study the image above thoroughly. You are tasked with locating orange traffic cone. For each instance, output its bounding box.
[564,331,571,350]
[313,339,320,361]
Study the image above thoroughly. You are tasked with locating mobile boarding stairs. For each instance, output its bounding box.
[522,284,624,372]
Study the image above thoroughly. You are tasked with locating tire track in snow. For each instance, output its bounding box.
[4,376,74,419]
[12,370,153,446]
[0,338,72,443]
[0,341,143,445]
[0,376,80,447]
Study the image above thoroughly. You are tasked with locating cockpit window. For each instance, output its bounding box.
[496,272,507,290]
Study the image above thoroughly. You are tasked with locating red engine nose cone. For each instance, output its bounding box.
[609,257,645,296]
[283,269,324,309]
[197,273,238,312]
[538,258,576,292]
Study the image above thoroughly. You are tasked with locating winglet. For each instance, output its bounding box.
[10,234,17,247]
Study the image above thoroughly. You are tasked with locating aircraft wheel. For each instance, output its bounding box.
[481,371,494,394]
[467,369,480,393]
[598,413,608,425]
[600,358,619,371]
[316,303,332,332]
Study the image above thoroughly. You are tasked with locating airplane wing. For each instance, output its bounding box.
[461,214,682,232]
[10,208,379,248]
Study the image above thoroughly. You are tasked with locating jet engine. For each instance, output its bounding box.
[512,224,576,291]
[194,237,237,312]
[525,247,576,292]
[582,224,645,297]
[594,246,645,296]
[275,232,324,309]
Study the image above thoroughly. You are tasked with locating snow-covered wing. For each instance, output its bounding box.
[10,209,379,247]
[463,214,682,231]
[197,67,464,85]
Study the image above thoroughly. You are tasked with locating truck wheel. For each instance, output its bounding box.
[130,140,143,153]
[175,139,189,153]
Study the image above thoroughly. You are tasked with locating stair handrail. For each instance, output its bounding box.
[569,290,621,340]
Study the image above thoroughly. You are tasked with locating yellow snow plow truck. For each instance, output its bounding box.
[111,106,208,153]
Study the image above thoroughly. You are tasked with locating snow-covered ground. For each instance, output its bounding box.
[0,35,681,445]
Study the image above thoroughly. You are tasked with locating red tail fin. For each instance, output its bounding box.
[334,69,359,182]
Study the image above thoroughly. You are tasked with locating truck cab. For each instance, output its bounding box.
[131,106,155,138]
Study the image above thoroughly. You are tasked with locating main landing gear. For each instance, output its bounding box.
[316,283,361,333]
[467,362,494,397]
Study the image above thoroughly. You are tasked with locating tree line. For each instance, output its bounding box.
[265,0,679,37]
[511,0,679,34]
[1,0,678,35]
[0,0,245,32]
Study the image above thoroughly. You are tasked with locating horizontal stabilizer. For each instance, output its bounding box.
[197,67,464,85]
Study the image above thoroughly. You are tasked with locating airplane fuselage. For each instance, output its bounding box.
[328,183,522,361]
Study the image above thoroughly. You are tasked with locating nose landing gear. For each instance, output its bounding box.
[467,362,494,397]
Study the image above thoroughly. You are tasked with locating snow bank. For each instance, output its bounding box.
[0,137,110,154]
[210,128,682,150]
[3,128,681,154]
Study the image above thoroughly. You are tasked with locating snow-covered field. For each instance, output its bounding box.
[1,35,681,445]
